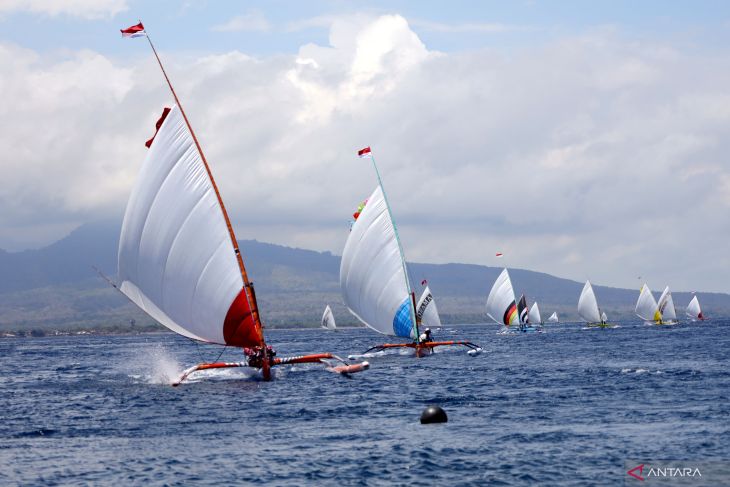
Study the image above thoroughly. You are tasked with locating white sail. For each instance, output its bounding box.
[486,268,519,326]
[528,302,542,324]
[657,286,677,322]
[340,186,415,338]
[118,105,256,346]
[577,280,602,324]
[547,312,559,323]
[686,295,703,320]
[601,311,608,322]
[321,305,336,330]
[635,284,661,323]
[416,285,442,329]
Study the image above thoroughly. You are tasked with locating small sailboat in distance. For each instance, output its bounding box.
[686,295,706,321]
[578,280,614,328]
[657,286,679,324]
[416,282,442,330]
[528,302,542,325]
[635,283,663,325]
[548,311,559,323]
[486,268,519,333]
[321,305,337,330]
[340,147,480,357]
[112,21,368,384]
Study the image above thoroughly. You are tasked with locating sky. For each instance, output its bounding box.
[2,1,730,293]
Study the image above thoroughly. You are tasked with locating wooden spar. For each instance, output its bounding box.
[142,28,266,348]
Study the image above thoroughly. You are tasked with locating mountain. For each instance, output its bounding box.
[0,221,727,332]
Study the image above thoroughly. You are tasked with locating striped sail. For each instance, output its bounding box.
[686,295,704,320]
[528,302,542,324]
[486,268,519,326]
[321,305,337,330]
[416,285,442,329]
[118,105,261,347]
[340,186,415,338]
[635,284,661,323]
[657,286,677,322]
[548,312,559,323]
[577,280,602,324]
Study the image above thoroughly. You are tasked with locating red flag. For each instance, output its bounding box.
[495,252,503,258]
[145,107,171,148]
[121,22,145,38]
[358,146,371,158]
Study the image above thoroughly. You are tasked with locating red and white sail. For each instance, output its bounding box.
[118,105,261,348]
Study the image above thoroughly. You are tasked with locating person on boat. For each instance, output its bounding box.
[419,328,433,343]
[244,345,277,368]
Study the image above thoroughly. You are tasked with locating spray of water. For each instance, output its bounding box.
[126,344,183,385]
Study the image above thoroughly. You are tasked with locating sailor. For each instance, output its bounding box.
[419,327,433,343]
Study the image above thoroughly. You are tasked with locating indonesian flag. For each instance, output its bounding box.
[495,252,503,258]
[121,22,146,38]
[358,146,372,158]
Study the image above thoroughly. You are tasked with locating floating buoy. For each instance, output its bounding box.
[420,405,447,424]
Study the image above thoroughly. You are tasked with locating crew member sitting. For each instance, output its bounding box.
[419,327,433,343]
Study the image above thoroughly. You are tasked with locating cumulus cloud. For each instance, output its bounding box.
[0,0,127,19]
[211,10,270,32]
[2,14,730,293]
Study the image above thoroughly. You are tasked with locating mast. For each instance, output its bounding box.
[364,150,419,341]
[143,27,265,345]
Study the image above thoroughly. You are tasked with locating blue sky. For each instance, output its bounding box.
[2,1,730,292]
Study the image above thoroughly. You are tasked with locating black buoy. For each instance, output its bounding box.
[420,405,447,424]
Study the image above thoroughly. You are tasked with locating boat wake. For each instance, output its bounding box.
[127,345,183,385]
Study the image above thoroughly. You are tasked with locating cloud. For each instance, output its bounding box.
[0,0,127,19]
[2,15,730,293]
[211,10,270,32]
[409,19,528,33]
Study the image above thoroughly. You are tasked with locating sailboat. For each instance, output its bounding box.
[339,147,480,357]
[486,268,520,333]
[657,286,679,324]
[578,280,614,328]
[416,283,442,330]
[547,312,559,323]
[321,305,337,330]
[686,295,706,321]
[112,22,368,384]
[528,302,543,326]
[635,284,663,324]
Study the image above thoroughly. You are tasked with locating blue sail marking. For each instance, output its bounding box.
[392,297,413,338]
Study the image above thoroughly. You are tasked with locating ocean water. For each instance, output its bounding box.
[0,320,728,486]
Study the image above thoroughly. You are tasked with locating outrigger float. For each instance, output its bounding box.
[111,21,368,384]
[340,147,482,358]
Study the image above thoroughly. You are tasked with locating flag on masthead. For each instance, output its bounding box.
[358,146,372,158]
[121,22,146,38]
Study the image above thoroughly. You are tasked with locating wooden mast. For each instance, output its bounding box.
[142,28,267,351]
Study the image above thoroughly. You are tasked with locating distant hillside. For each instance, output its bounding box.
[0,221,727,332]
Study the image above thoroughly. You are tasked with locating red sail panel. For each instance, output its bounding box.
[223,288,263,348]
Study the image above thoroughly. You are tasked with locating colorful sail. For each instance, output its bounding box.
[486,268,519,326]
[548,312,559,323]
[321,305,336,330]
[340,186,415,338]
[117,105,261,348]
[686,295,704,320]
[528,302,542,324]
[518,294,529,324]
[657,286,677,323]
[577,280,602,324]
[416,285,442,329]
[635,284,661,323]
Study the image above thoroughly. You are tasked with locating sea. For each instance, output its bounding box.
[0,320,728,486]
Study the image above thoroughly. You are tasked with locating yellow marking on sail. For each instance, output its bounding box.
[654,310,662,324]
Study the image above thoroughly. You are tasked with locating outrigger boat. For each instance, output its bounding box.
[547,311,559,323]
[686,295,706,321]
[516,294,543,333]
[635,283,675,325]
[110,22,368,384]
[657,286,679,325]
[340,147,481,358]
[578,280,616,328]
[486,268,521,334]
[321,305,337,330]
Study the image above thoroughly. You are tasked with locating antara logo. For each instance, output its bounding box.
[627,464,644,481]
[627,463,702,481]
